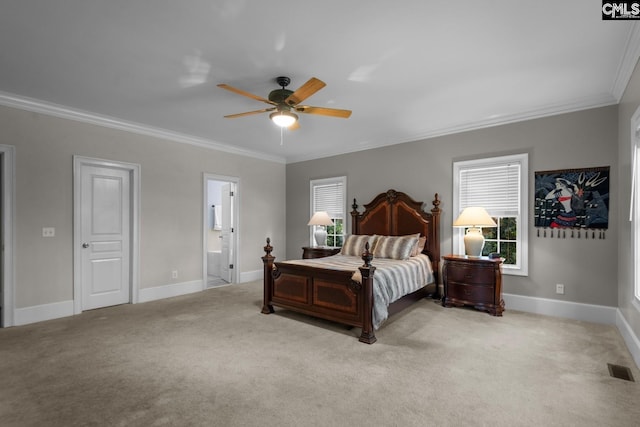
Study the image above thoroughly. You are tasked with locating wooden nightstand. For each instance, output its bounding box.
[302,246,341,259]
[442,254,504,316]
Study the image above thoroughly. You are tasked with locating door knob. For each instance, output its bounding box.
[82,243,90,248]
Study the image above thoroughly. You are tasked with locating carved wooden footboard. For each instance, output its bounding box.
[262,238,378,343]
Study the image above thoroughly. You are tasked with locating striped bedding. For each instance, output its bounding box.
[278,253,434,329]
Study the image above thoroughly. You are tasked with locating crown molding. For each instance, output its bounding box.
[0,92,286,164]
[286,93,618,163]
[612,22,640,101]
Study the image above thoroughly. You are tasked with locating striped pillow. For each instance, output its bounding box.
[341,235,378,256]
[410,236,427,257]
[373,234,420,260]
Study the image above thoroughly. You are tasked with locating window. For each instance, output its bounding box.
[453,153,528,276]
[310,176,346,247]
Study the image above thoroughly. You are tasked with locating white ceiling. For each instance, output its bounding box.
[1,1,639,163]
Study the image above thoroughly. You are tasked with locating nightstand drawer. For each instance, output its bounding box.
[446,264,495,286]
[442,254,504,316]
[447,282,494,304]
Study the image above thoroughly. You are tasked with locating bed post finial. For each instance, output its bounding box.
[264,237,273,257]
[361,241,373,267]
[432,193,441,213]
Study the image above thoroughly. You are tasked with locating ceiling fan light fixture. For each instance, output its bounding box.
[270,110,298,127]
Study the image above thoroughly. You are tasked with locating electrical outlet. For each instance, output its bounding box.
[171,270,178,279]
[556,283,565,295]
[42,227,55,237]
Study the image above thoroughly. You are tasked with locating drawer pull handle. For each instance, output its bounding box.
[464,289,472,296]
[464,274,473,279]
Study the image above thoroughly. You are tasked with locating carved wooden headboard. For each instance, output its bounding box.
[350,189,441,281]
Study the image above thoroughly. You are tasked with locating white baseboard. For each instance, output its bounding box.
[616,309,640,370]
[14,299,74,326]
[138,280,203,303]
[503,293,617,325]
[10,278,222,326]
[240,269,261,283]
[504,294,640,369]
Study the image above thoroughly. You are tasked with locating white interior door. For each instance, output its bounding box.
[80,164,131,310]
[220,183,234,283]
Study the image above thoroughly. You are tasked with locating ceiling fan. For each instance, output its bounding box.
[217,76,352,129]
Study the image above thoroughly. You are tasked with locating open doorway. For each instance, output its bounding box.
[203,174,238,288]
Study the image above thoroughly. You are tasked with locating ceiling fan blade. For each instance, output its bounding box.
[296,105,352,118]
[285,77,326,106]
[217,83,277,106]
[288,121,300,131]
[223,108,275,119]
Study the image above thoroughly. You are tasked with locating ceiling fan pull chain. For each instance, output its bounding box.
[280,126,284,146]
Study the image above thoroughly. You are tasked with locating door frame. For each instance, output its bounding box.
[202,173,240,286]
[73,156,140,314]
[0,145,15,327]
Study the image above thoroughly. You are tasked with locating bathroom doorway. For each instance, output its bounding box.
[203,174,238,288]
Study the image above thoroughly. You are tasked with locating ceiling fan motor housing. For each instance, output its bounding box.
[268,88,294,105]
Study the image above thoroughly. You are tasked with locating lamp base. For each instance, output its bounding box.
[314,228,328,247]
[463,227,485,257]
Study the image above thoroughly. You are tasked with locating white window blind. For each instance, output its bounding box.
[459,163,520,217]
[312,181,344,218]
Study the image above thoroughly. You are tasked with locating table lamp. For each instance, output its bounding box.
[453,207,497,257]
[308,211,334,247]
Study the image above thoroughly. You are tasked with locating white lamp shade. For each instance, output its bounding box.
[453,207,496,257]
[453,207,497,228]
[308,211,334,226]
[308,211,333,247]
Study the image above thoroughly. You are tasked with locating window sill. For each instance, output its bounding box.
[502,266,528,277]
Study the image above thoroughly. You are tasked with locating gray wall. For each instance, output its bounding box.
[618,60,640,341]
[0,105,286,309]
[286,105,618,306]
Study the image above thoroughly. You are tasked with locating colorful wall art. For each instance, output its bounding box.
[534,166,609,238]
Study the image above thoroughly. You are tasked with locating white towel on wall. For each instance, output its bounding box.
[210,205,222,230]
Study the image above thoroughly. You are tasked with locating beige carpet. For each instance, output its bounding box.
[1,281,639,427]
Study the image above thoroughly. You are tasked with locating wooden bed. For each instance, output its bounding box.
[261,189,441,344]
